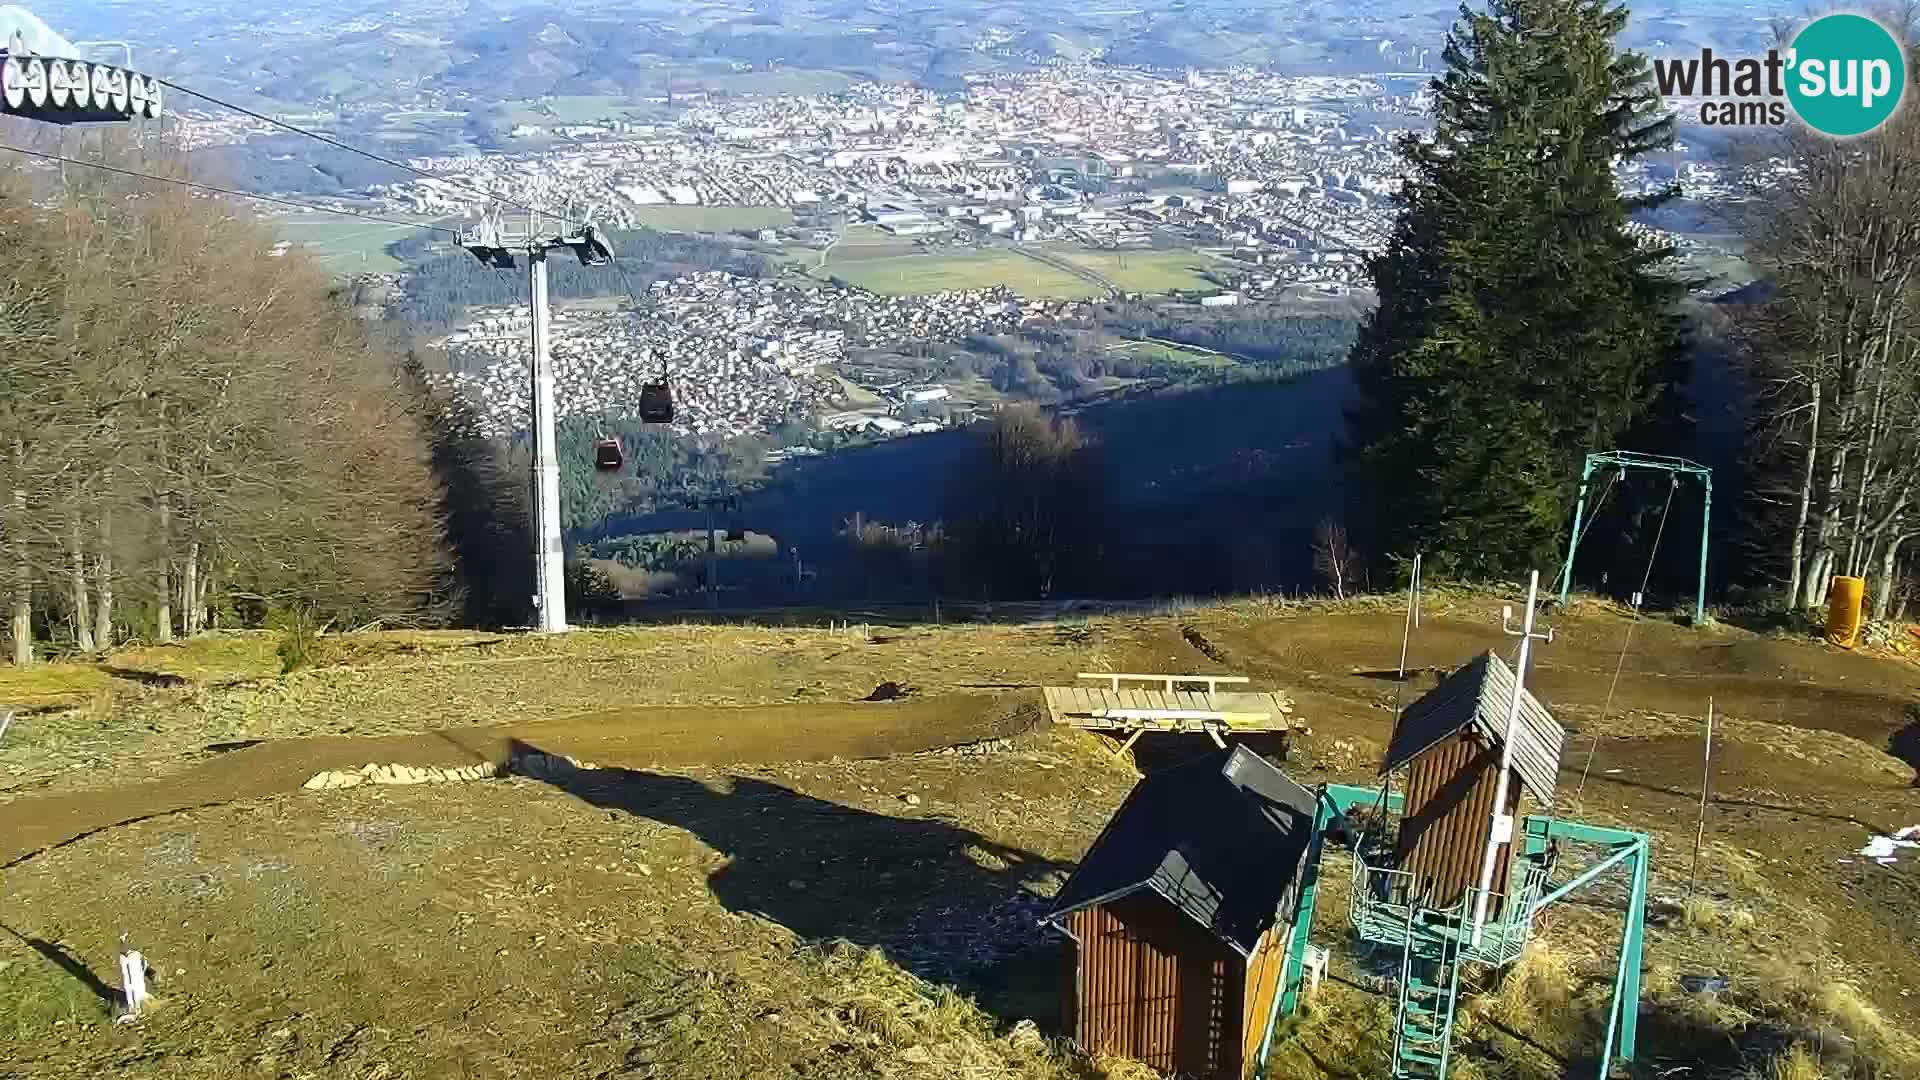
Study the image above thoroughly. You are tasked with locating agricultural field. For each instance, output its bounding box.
[629,205,795,233]
[268,212,439,273]
[825,249,1105,299]
[1105,339,1237,368]
[503,95,668,127]
[2,595,1918,1079]
[1049,246,1229,294]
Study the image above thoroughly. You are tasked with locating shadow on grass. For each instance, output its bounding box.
[507,739,1074,1029]
[1,925,117,1006]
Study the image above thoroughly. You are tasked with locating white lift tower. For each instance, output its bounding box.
[454,208,615,634]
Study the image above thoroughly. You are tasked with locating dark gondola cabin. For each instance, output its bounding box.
[638,382,674,424]
[1381,651,1565,915]
[1044,746,1318,1080]
[592,438,624,472]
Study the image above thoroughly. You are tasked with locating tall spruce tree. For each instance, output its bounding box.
[1344,0,1689,578]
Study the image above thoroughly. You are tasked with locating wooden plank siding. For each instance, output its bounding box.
[1239,925,1290,1075]
[1069,895,1247,1078]
[1394,730,1521,913]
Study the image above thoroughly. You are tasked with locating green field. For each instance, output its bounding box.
[271,213,440,273]
[1107,339,1236,368]
[826,250,1104,299]
[631,205,795,233]
[505,96,666,127]
[1052,247,1227,294]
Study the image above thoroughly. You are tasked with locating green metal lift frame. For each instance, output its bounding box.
[1254,783,1651,1080]
[1555,450,1713,626]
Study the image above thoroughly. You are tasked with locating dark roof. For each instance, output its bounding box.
[1045,745,1318,956]
[1381,651,1565,805]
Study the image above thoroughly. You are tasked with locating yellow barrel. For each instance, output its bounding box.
[1826,575,1866,648]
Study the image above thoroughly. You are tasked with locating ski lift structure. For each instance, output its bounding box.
[1554,450,1712,625]
[451,203,618,635]
[1294,576,1646,1080]
[2,20,163,123]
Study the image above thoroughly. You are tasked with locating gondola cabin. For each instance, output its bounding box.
[1044,746,1318,1079]
[1380,651,1565,915]
[638,382,674,424]
[592,438,624,472]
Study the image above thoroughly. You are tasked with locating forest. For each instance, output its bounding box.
[0,138,539,663]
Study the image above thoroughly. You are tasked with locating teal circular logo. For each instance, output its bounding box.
[1787,13,1907,137]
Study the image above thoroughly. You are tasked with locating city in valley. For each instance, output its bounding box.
[169,56,1762,444]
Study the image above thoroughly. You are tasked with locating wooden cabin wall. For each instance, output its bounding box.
[1239,924,1291,1076]
[1069,894,1247,1078]
[1394,731,1523,912]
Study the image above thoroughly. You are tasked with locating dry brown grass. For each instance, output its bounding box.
[1487,940,1580,1030]
[1759,1043,1831,1080]
[1682,895,1722,930]
[1744,961,1920,1078]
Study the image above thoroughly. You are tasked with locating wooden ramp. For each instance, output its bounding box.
[1043,674,1295,757]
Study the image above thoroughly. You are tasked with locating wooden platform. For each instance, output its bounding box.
[1043,674,1295,756]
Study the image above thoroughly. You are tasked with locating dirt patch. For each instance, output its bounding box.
[0,693,1040,867]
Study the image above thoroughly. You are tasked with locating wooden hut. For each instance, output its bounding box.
[1381,651,1565,913]
[1044,745,1318,1079]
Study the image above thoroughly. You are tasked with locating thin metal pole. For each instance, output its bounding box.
[1689,697,1715,899]
[1397,557,1417,681]
[1472,570,1547,946]
[1695,475,1713,626]
[706,503,718,611]
[0,709,13,744]
[1411,552,1422,629]
[528,250,567,633]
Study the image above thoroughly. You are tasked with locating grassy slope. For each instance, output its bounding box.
[2,594,1918,1078]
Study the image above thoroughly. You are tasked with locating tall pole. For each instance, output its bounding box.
[528,250,568,633]
[1694,474,1713,626]
[706,502,718,611]
[1557,456,1595,606]
[1688,697,1715,899]
[1471,570,1551,946]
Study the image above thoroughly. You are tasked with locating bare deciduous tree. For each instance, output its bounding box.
[1735,27,1920,618]
[0,131,454,664]
[1312,517,1364,600]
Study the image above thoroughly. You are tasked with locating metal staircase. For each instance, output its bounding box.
[1390,907,1465,1080]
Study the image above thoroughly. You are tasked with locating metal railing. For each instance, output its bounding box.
[1349,852,1551,969]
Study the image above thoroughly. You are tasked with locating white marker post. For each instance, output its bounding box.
[1470,570,1553,948]
[117,941,148,1019]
